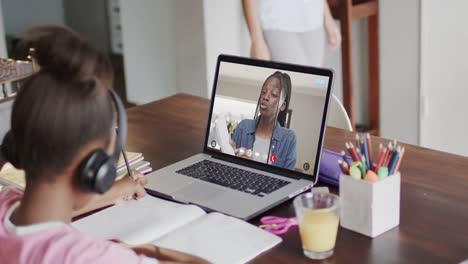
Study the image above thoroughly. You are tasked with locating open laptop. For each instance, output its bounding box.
[146,55,334,220]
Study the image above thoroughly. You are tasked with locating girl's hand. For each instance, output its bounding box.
[118,171,148,202]
[250,39,271,60]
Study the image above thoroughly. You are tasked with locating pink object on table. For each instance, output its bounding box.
[259,216,298,235]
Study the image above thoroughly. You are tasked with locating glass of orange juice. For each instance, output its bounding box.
[293,192,340,260]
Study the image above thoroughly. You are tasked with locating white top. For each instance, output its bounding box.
[259,0,324,32]
[253,136,271,164]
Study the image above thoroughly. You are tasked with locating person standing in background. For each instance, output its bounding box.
[242,0,341,67]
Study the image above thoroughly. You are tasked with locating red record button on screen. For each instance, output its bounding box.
[270,154,277,163]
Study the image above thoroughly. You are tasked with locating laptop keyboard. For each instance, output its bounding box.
[176,160,291,197]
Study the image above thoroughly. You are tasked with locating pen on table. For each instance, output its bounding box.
[121,150,133,179]
[116,127,133,179]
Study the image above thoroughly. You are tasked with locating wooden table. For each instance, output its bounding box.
[126,94,468,264]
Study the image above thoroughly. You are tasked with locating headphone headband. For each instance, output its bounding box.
[108,89,127,165]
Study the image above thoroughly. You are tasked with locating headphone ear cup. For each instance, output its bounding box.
[95,158,117,194]
[79,150,116,194]
[1,131,21,168]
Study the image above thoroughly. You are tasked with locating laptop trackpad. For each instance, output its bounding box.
[173,183,225,203]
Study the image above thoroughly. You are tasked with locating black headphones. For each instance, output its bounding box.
[1,89,127,194]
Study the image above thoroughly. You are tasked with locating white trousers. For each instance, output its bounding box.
[263,26,325,67]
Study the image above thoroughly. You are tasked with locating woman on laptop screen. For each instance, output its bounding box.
[230,71,297,170]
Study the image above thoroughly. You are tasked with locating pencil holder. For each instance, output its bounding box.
[339,172,400,238]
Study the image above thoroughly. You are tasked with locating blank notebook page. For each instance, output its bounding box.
[153,212,282,264]
[73,195,205,245]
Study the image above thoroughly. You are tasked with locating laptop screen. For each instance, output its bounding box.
[205,55,333,180]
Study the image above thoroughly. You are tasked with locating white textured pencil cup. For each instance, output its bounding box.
[339,172,400,238]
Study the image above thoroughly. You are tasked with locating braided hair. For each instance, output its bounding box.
[253,71,292,127]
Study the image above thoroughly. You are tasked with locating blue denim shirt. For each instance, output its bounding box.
[231,119,297,170]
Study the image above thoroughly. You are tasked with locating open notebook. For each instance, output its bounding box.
[73,195,281,264]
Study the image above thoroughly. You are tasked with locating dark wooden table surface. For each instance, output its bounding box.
[126,93,468,264]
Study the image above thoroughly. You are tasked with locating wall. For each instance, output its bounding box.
[121,0,207,104]
[324,19,369,126]
[0,2,7,57]
[175,0,207,98]
[2,0,64,36]
[120,0,178,104]
[63,0,110,53]
[202,0,250,96]
[420,0,468,156]
[0,2,11,139]
[379,0,420,144]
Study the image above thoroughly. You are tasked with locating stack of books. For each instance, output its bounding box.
[116,151,152,179]
[0,151,152,189]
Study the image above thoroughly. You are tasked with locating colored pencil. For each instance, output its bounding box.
[360,156,367,178]
[341,150,350,167]
[356,134,361,154]
[375,146,386,172]
[367,133,374,169]
[394,147,405,173]
[350,142,362,161]
[362,136,370,169]
[346,142,360,161]
[383,142,393,167]
[338,160,350,174]
[388,146,401,175]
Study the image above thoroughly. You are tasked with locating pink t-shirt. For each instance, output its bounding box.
[0,187,156,264]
